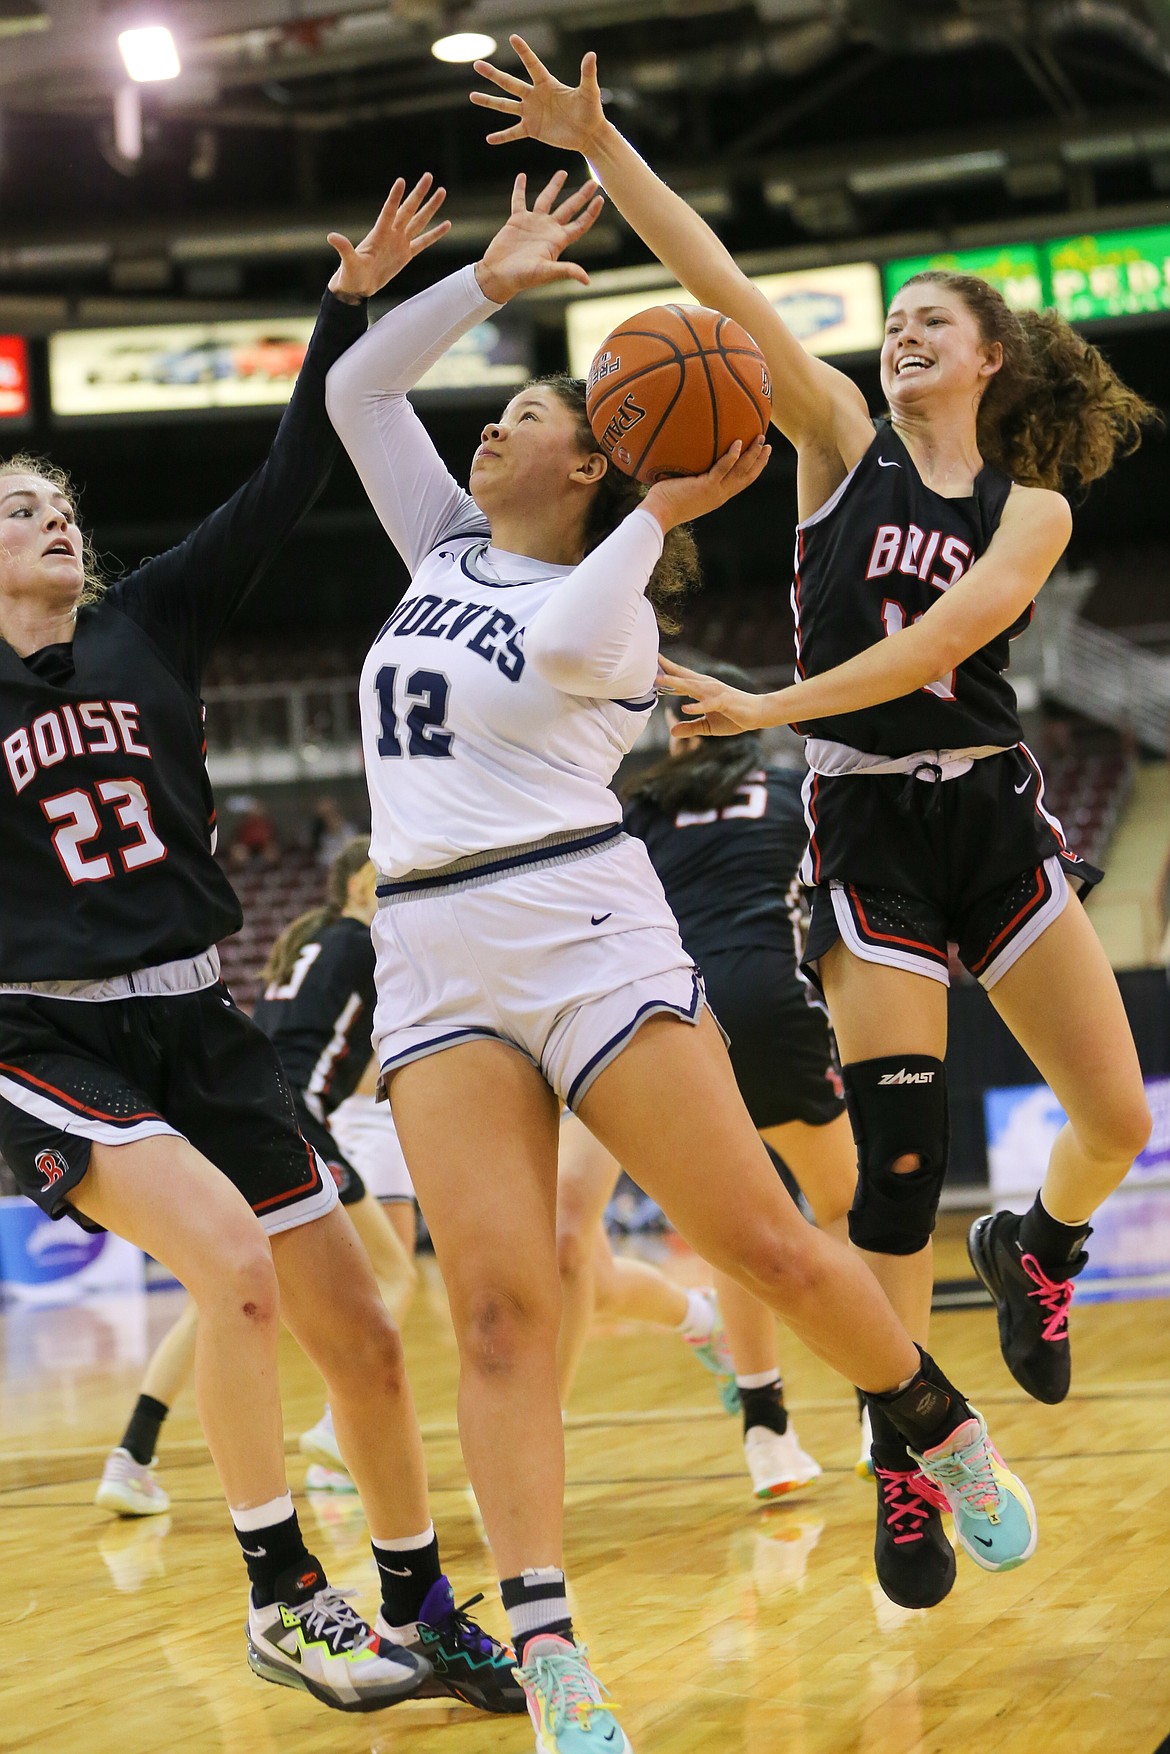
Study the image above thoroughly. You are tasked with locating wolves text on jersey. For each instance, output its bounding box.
[3,699,152,796]
[865,524,974,590]
[375,592,525,682]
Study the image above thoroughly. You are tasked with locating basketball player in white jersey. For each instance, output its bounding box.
[326,170,1039,1753]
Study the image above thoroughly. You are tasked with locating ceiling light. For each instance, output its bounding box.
[118,25,181,82]
[431,30,496,64]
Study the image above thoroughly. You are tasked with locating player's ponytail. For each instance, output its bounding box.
[623,660,765,813]
[261,836,370,988]
[534,375,701,634]
[0,453,106,606]
[898,272,1162,490]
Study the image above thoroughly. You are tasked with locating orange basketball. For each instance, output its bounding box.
[585,304,771,485]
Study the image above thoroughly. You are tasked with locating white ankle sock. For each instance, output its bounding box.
[678,1287,716,1341]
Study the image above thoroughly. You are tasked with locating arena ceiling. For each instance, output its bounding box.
[2,0,1170,315]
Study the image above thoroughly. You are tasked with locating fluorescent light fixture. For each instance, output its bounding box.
[431,30,496,64]
[118,25,181,82]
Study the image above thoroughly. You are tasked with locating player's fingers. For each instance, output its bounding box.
[510,33,552,80]
[326,232,357,264]
[551,178,599,222]
[671,715,707,740]
[706,439,744,484]
[471,59,530,96]
[533,168,569,212]
[484,122,530,145]
[656,655,701,683]
[367,179,406,231]
[510,171,528,212]
[561,196,606,242]
[397,172,435,224]
[410,186,448,231]
[411,220,452,253]
[581,51,601,91]
[540,259,590,287]
[469,90,522,114]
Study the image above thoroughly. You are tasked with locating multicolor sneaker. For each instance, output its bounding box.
[684,1292,740,1414]
[911,1412,1037,1573]
[968,1211,1084,1404]
[856,1406,876,1482]
[247,1564,429,1712]
[95,1447,170,1517]
[375,1576,525,1714]
[304,1463,358,1494]
[517,1635,632,1752]
[744,1424,822,1500]
[872,1456,956,1609]
[299,1407,347,1470]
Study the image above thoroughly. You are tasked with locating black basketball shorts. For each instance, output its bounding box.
[0,982,337,1234]
[700,947,845,1130]
[800,744,1102,991]
[293,1095,367,1207]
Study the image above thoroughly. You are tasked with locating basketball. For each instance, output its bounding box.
[585,304,771,484]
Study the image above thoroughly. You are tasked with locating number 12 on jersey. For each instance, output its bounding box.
[375,665,453,759]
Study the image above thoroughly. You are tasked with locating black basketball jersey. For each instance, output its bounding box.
[0,292,366,982]
[252,915,375,1115]
[623,764,808,968]
[792,419,1028,756]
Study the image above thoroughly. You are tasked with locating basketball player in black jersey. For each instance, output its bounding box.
[473,40,1159,1609]
[620,664,857,1495]
[97,838,418,1512]
[0,175,523,1713]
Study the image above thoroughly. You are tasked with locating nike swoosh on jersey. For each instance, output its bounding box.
[1014,778,1031,793]
[590,912,613,925]
[878,457,901,468]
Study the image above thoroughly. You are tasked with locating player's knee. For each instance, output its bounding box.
[347,1303,410,1397]
[555,1220,591,1287]
[460,1282,560,1377]
[206,1239,279,1328]
[736,1224,824,1311]
[843,1056,948,1256]
[1080,1089,1153,1166]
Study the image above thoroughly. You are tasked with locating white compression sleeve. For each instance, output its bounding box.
[523,506,664,700]
[325,264,497,574]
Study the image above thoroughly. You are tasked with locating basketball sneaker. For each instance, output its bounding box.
[95,1447,170,1517]
[911,1412,1037,1573]
[375,1576,524,1713]
[856,1406,876,1482]
[684,1292,740,1414]
[304,1463,358,1494]
[247,1562,429,1712]
[744,1424,822,1500]
[872,1453,955,1609]
[516,1634,632,1752]
[299,1406,347,1471]
[968,1211,1083,1403]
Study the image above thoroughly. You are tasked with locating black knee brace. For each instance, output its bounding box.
[842,1055,949,1256]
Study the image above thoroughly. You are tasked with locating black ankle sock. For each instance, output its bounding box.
[740,1379,788,1438]
[501,1569,573,1663]
[121,1394,169,1468]
[866,1398,913,1468]
[869,1348,974,1454]
[233,1509,318,1607]
[373,1533,441,1626]
[1018,1195,1091,1277]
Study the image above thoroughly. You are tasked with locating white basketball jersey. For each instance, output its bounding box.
[359,541,656,878]
[328,265,664,881]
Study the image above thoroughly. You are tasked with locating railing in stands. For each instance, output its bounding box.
[203,680,363,783]
[1042,618,1170,754]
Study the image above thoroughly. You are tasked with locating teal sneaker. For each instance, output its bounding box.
[517,1634,632,1752]
[911,1412,1037,1572]
[684,1292,740,1415]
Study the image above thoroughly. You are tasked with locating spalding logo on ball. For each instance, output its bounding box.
[586,304,771,485]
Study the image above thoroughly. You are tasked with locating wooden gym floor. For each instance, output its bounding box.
[3,1208,1170,1754]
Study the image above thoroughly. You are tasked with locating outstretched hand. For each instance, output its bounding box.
[328,173,450,302]
[643,434,772,533]
[471,36,607,154]
[656,656,777,740]
[474,170,604,304]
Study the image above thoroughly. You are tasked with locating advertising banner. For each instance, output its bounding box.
[1045,225,1170,321]
[0,335,30,419]
[985,1076,1170,1199]
[50,312,530,417]
[884,246,1045,311]
[566,261,884,377]
[0,1196,144,1304]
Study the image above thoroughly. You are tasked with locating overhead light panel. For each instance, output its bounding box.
[118,24,181,82]
[431,30,496,64]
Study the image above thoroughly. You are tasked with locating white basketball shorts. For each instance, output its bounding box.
[371,828,708,1110]
[329,1092,416,1203]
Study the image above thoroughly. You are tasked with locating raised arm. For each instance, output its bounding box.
[472,39,874,467]
[328,169,606,574]
[660,486,1071,736]
[113,175,451,682]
